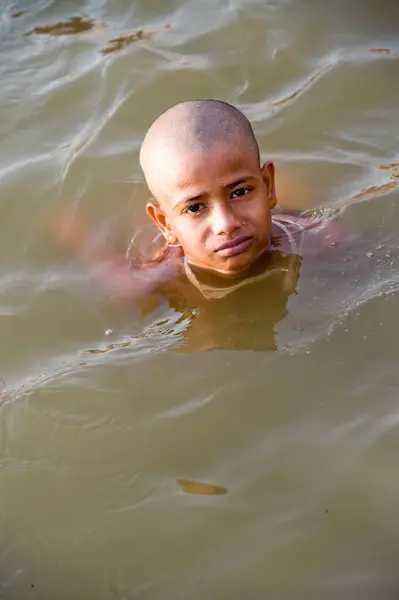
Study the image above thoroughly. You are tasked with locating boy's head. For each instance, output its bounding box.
[140,99,277,276]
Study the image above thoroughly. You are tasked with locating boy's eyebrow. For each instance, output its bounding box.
[224,176,254,190]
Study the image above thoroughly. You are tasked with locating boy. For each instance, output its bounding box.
[58,99,342,306]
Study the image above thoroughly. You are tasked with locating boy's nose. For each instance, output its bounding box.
[211,204,241,236]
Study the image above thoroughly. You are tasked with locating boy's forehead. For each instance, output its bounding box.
[148,141,260,208]
[168,142,259,186]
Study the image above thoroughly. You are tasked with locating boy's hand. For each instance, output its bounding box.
[53,208,179,302]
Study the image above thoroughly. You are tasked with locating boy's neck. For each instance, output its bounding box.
[185,247,275,283]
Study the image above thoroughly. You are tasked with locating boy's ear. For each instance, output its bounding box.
[261,161,277,209]
[146,201,177,243]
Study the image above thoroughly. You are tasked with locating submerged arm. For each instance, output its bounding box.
[53,208,181,303]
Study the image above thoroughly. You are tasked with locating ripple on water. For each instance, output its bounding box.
[1,2,399,598]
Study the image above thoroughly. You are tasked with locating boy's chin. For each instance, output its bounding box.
[211,246,271,277]
[187,243,269,277]
[208,255,256,278]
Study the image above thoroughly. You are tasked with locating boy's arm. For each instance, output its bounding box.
[53,209,181,303]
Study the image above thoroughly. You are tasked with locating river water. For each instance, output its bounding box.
[1,1,399,598]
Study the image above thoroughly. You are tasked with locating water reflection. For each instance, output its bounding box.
[172,251,302,353]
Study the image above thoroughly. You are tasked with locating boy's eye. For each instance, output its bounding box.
[231,187,253,199]
[185,203,204,214]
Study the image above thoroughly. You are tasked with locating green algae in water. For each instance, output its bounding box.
[26,16,96,36]
[101,30,154,55]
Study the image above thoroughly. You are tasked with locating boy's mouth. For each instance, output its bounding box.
[215,235,253,257]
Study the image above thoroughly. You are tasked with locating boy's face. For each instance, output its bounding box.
[146,142,277,276]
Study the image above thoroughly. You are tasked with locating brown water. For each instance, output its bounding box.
[1,1,399,598]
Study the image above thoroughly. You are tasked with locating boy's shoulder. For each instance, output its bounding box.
[272,206,360,252]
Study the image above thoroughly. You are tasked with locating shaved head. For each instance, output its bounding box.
[139,100,260,201]
[140,100,277,275]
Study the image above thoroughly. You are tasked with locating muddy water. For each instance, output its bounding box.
[1,1,399,598]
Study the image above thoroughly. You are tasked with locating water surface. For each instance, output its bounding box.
[1,1,399,598]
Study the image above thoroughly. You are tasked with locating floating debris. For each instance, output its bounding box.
[271,63,332,108]
[367,48,399,58]
[101,30,154,55]
[85,340,131,354]
[380,161,399,180]
[10,10,26,18]
[177,478,228,496]
[368,48,392,54]
[26,16,97,36]
[353,180,399,200]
